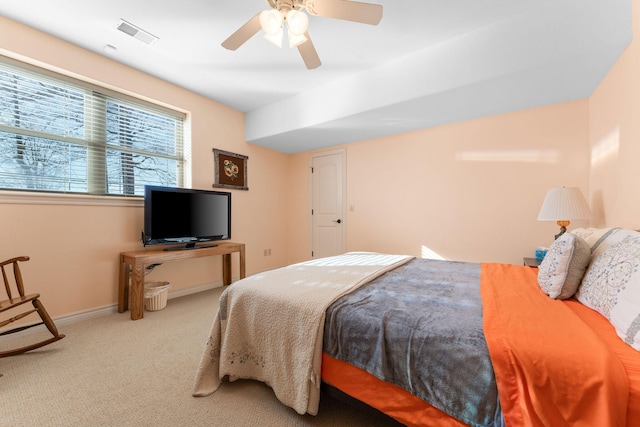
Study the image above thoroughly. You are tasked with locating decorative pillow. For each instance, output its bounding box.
[537,232,591,300]
[576,232,640,351]
[571,227,614,251]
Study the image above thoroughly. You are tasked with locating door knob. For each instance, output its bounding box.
[333,219,342,224]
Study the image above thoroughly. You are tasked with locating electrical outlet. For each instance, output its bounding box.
[264,249,272,256]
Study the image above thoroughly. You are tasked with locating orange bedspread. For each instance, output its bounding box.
[322,262,640,426]
[322,353,467,427]
[564,299,640,425]
[481,263,630,426]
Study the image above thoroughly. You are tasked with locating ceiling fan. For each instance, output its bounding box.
[221,0,383,69]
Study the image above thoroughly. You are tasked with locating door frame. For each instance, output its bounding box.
[309,148,347,258]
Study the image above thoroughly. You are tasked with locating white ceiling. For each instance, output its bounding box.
[0,0,632,153]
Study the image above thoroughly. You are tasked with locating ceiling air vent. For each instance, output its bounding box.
[117,19,158,45]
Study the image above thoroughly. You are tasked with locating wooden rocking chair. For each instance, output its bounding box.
[0,256,65,357]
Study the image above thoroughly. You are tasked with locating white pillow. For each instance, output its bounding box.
[576,231,640,351]
[572,227,640,260]
[571,227,614,251]
[537,232,591,300]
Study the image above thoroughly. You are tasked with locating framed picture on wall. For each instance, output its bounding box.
[213,148,248,190]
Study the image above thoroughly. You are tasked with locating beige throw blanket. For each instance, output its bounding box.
[192,252,414,415]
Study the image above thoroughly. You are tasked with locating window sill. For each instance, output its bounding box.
[0,191,143,207]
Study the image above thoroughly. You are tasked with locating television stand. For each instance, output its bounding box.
[118,242,245,320]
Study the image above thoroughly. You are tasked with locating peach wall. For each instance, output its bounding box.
[289,100,591,265]
[588,0,640,228]
[287,152,313,263]
[1,5,634,319]
[0,17,290,318]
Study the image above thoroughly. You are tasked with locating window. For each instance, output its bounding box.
[0,58,185,197]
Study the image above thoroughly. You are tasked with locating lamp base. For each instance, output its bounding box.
[555,226,567,240]
[554,220,570,240]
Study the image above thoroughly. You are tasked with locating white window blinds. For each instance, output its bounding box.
[0,58,185,196]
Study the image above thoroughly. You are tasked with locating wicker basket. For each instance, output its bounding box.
[144,282,171,311]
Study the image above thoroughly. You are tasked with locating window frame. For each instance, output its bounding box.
[0,55,189,203]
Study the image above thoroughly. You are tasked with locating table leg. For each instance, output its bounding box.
[222,254,231,286]
[118,257,129,313]
[239,245,246,279]
[130,261,145,320]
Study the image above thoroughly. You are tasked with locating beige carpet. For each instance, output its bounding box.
[0,287,395,427]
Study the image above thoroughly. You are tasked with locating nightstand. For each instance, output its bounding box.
[523,257,541,268]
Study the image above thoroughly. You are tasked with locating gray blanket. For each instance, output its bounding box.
[323,258,504,427]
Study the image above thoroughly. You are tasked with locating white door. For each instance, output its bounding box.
[311,150,345,258]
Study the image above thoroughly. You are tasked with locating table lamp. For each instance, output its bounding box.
[537,187,591,240]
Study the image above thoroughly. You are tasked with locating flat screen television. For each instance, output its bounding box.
[143,185,231,250]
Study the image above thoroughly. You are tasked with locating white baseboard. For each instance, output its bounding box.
[166,280,222,300]
[2,280,224,335]
[56,280,224,325]
[55,304,120,326]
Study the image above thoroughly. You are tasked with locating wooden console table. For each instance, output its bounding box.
[118,242,245,320]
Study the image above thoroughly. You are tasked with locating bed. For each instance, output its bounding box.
[193,228,640,426]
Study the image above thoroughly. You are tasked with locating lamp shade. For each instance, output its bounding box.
[260,9,283,34]
[286,9,309,48]
[537,187,591,221]
[263,29,284,47]
[286,9,309,36]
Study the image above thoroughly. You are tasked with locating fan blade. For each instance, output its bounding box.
[221,13,262,50]
[306,0,383,25]
[297,33,321,69]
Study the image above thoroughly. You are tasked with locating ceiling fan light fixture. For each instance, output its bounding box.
[288,30,308,48]
[263,28,284,48]
[286,9,309,36]
[260,9,283,35]
[223,0,383,68]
